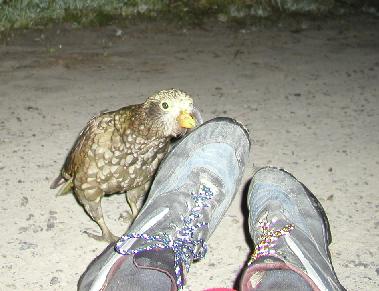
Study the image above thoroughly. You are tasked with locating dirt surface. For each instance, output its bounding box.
[0,15,378,290]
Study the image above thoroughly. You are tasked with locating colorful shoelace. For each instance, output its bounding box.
[115,184,214,289]
[249,215,294,264]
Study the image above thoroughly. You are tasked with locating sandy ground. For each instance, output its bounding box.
[0,15,378,290]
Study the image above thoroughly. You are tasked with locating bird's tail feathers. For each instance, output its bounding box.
[55,178,74,196]
[50,175,65,189]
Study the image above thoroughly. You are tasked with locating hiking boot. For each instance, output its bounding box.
[78,117,250,291]
[241,167,346,291]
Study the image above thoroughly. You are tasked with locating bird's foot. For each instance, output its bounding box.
[83,230,119,243]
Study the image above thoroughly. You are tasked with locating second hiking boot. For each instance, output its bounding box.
[241,167,346,291]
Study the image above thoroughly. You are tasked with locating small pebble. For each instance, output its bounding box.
[50,276,59,285]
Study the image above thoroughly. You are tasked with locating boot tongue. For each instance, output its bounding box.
[253,208,293,242]
[134,249,178,291]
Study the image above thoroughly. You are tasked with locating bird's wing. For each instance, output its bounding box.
[51,113,104,189]
[61,110,118,178]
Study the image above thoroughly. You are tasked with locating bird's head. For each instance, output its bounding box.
[142,89,197,137]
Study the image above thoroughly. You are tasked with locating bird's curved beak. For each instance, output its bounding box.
[177,110,196,129]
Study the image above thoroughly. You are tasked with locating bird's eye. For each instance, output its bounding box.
[161,101,170,110]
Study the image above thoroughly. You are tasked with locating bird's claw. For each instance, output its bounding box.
[83,230,119,243]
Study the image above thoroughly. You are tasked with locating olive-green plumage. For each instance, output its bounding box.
[51,89,196,242]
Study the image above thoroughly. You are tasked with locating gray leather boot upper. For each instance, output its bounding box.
[245,167,346,291]
[79,117,250,291]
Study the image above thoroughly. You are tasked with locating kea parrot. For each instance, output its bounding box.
[51,89,200,242]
